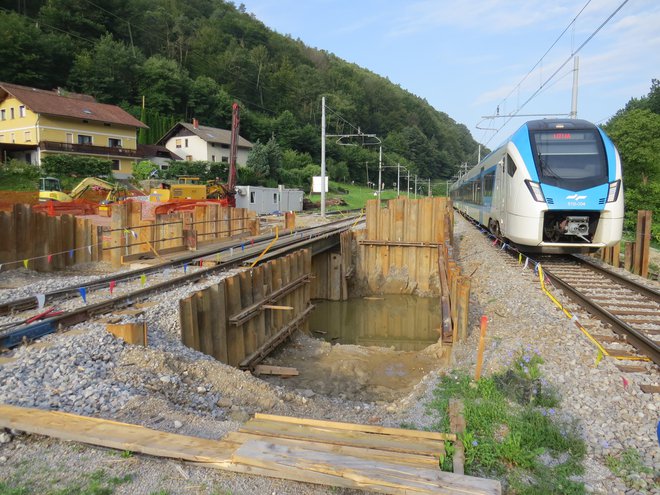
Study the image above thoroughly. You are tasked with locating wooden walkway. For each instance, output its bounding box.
[0,405,500,494]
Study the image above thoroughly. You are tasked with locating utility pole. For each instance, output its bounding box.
[407,170,410,198]
[321,96,326,217]
[414,175,418,199]
[570,56,579,119]
[396,163,400,197]
[377,145,382,203]
[428,178,431,197]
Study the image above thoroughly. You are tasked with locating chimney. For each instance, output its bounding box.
[193,118,199,129]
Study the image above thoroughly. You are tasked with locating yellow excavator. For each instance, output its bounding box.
[38,176,132,203]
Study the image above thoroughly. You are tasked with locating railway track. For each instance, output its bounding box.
[0,215,362,349]
[459,211,660,366]
[537,255,660,366]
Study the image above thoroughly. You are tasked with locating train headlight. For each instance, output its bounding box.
[607,180,621,203]
[525,180,546,203]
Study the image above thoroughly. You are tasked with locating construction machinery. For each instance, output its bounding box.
[148,103,240,207]
[38,176,135,203]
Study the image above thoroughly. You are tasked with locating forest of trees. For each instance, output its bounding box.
[603,79,660,240]
[0,0,479,189]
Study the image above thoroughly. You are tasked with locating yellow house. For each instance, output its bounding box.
[0,82,147,177]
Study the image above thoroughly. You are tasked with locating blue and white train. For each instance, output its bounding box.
[450,119,623,253]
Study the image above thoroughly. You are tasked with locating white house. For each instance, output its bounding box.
[157,119,253,164]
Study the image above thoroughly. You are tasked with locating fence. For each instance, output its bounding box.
[598,210,653,278]
[179,249,312,368]
[109,201,259,267]
[0,201,260,272]
[0,204,104,272]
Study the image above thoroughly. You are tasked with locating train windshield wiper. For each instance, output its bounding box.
[538,153,561,179]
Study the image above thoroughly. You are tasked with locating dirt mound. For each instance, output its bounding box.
[0,191,39,211]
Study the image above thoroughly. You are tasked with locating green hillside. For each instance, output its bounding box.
[0,0,479,187]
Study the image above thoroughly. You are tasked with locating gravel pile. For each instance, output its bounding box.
[0,213,658,495]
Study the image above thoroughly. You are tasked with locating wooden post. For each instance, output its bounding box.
[635,210,652,278]
[624,241,634,272]
[475,315,488,380]
[457,277,471,342]
[284,211,296,230]
[448,399,466,475]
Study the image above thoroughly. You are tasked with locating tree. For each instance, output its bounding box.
[68,34,144,104]
[137,56,191,115]
[605,108,660,187]
[246,138,283,184]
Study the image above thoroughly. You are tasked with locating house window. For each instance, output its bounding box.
[111,160,120,171]
[186,155,192,161]
[19,105,26,117]
[175,139,182,148]
[221,144,229,149]
[221,156,228,163]
[211,155,215,161]
[10,108,15,119]
[0,109,5,120]
[0,135,4,142]
[24,131,31,142]
[78,134,92,145]
[250,191,256,204]
[11,133,15,143]
[184,138,189,147]
[108,138,122,147]
[66,133,73,144]
[273,193,278,204]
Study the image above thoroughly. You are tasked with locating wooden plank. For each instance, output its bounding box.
[448,399,466,475]
[457,276,471,342]
[615,365,648,373]
[252,265,267,348]
[253,365,299,377]
[233,439,500,495]
[179,295,199,351]
[639,384,660,394]
[0,404,235,464]
[253,414,456,442]
[239,271,256,357]
[210,281,228,364]
[196,289,214,357]
[225,431,438,467]
[225,274,245,367]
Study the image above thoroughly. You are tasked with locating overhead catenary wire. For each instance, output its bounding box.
[483,0,630,146]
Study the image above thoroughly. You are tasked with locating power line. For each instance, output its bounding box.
[484,0,630,146]
[491,0,593,118]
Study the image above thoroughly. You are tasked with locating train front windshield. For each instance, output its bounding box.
[530,129,608,188]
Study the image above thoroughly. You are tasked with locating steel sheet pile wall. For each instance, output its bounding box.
[354,197,454,295]
[179,249,312,368]
[353,197,470,343]
[0,204,104,272]
[109,201,259,267]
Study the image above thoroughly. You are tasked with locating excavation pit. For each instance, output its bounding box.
[260,295,451,403]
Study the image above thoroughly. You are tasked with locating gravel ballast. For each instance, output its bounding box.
[0,212,658,494]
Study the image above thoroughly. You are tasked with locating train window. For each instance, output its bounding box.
[506,154,517,177]
[531,130,607,183]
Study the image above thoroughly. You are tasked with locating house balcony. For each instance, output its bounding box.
[40,141,140,158]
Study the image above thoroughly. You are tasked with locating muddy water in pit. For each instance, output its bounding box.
[260,296,451,403]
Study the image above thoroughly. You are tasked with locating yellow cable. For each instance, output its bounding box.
[537,264,650,362]
[250,226,279,268]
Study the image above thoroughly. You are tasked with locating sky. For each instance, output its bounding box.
[240,0,659,159]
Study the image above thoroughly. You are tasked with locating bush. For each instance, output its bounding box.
[41,154,112,177]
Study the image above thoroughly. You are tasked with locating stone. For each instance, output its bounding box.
[173,420,183,429]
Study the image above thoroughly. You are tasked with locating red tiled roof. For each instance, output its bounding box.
[0,82,147,128]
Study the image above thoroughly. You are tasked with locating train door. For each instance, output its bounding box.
[479,166,485,225]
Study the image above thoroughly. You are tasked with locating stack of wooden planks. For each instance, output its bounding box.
[0,405,500,494]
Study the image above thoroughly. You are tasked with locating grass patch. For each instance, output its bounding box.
[428,347,586,494]
[308,181,402,211]
[0,469,132,495]
[605,448,656,490]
